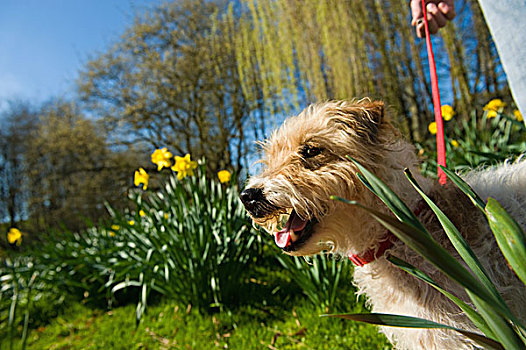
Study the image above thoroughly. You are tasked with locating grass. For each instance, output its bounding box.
[2,298,391,350]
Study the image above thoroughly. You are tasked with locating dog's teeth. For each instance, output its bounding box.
[289,230,298,242]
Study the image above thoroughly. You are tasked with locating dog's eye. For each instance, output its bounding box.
[300,145,322,158]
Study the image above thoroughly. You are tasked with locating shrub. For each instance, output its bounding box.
[0,256,66,349]
[35,161,261,322]
[330,158,526,349]
[276,253,354,313]
[418,101,526,177]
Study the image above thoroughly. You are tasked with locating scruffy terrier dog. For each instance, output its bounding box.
[240,99,526,349]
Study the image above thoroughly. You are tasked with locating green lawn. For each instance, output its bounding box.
[3,300,391,349]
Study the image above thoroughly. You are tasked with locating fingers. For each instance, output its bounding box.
[412,0,456,38]
[416,19,426,38]
[438,0,456,20]
[427,2,447,29]
[410,0,424,26]
[415,14,438,38]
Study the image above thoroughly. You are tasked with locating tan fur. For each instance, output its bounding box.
[244,99,526,350]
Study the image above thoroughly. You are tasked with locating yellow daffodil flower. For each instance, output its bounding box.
[163,213,169,220]
[134,168,149,190]
[109,231,116,237]
[451,140,459,148]
[217,170,232,183]
[514,109,523,122]
[441,105,455,121]
[128,220,135,226]
[139,209,146,217]
[172,154,198,180]
[111,225,120,231]
[7,228,22,246]
[151,148,173,171]
[428,122,437,135]
[483,99,506,112]
[486,110,498,119]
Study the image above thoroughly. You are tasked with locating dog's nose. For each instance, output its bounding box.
[240,187,271,218]
[240,188,264,207]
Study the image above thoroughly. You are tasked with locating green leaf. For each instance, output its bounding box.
[387,255,495,340]
[347,156,429,235]
[438,165,485,212]
[322,313,504,350]
[467,150,503,161]
[469,291,525,350]
[404,169,509,315]
[111,280,141,293]
[485,198,526,286]
[334,198,510,318]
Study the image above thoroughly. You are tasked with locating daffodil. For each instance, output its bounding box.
[109,231,116,237]
[486,110,498,119]
[451,139,459,148]
[441,105,455,121]
[151,148,173,171]
[111,224,120,231]
[483,99,506,112]
[128,220,135,226]
[428,122,437,135]
[163,213,169,220]
[514,109,523,122]
[134,168,149,190]
[7,228,22,246]
[139,209,146,217]
[172,154,198,180]
[217,170,231,183]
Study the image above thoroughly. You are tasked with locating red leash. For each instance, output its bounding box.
[349,6,449,266]
[421,0,447,185]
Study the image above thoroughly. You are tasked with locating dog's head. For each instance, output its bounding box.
[241,99,414,256]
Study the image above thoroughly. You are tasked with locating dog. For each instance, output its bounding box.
[240,99,526,349]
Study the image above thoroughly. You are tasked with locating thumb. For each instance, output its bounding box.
[410,0,424,25]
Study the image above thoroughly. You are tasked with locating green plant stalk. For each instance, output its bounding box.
[485,198,526,286]
[436,168,526,331]
[348,160,523,320]
[8,265,18,350]
[322,313,504,350]
[468,291,525,350]
[404,169,511,315]
[387,255,495,340]
[21,275,35,350]
[337,159,526,347]
[348,156,429,235]
[332,196,513,320]
[276,253,351,312]
[438,165,486,212]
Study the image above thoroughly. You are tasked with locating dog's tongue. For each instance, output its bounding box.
[275,210,307,248]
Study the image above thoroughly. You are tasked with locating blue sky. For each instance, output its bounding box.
[0,0,160,111]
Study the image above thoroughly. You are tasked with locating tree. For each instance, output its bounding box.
[78,0,255,175]
[0,101,38,227]
[22,100,142,234]
[232,0,511,141]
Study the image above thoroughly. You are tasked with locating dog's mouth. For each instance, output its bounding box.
[275,210,318,252]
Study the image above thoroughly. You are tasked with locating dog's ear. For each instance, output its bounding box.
[333,100,385,143]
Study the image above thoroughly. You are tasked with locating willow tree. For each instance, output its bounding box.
[78,0,255,174]
[233,0,508,141]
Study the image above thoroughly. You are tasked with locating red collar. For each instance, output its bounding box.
[348,234,395,267]
[348,199,428,267]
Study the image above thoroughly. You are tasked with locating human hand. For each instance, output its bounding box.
[410,0,456,38]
